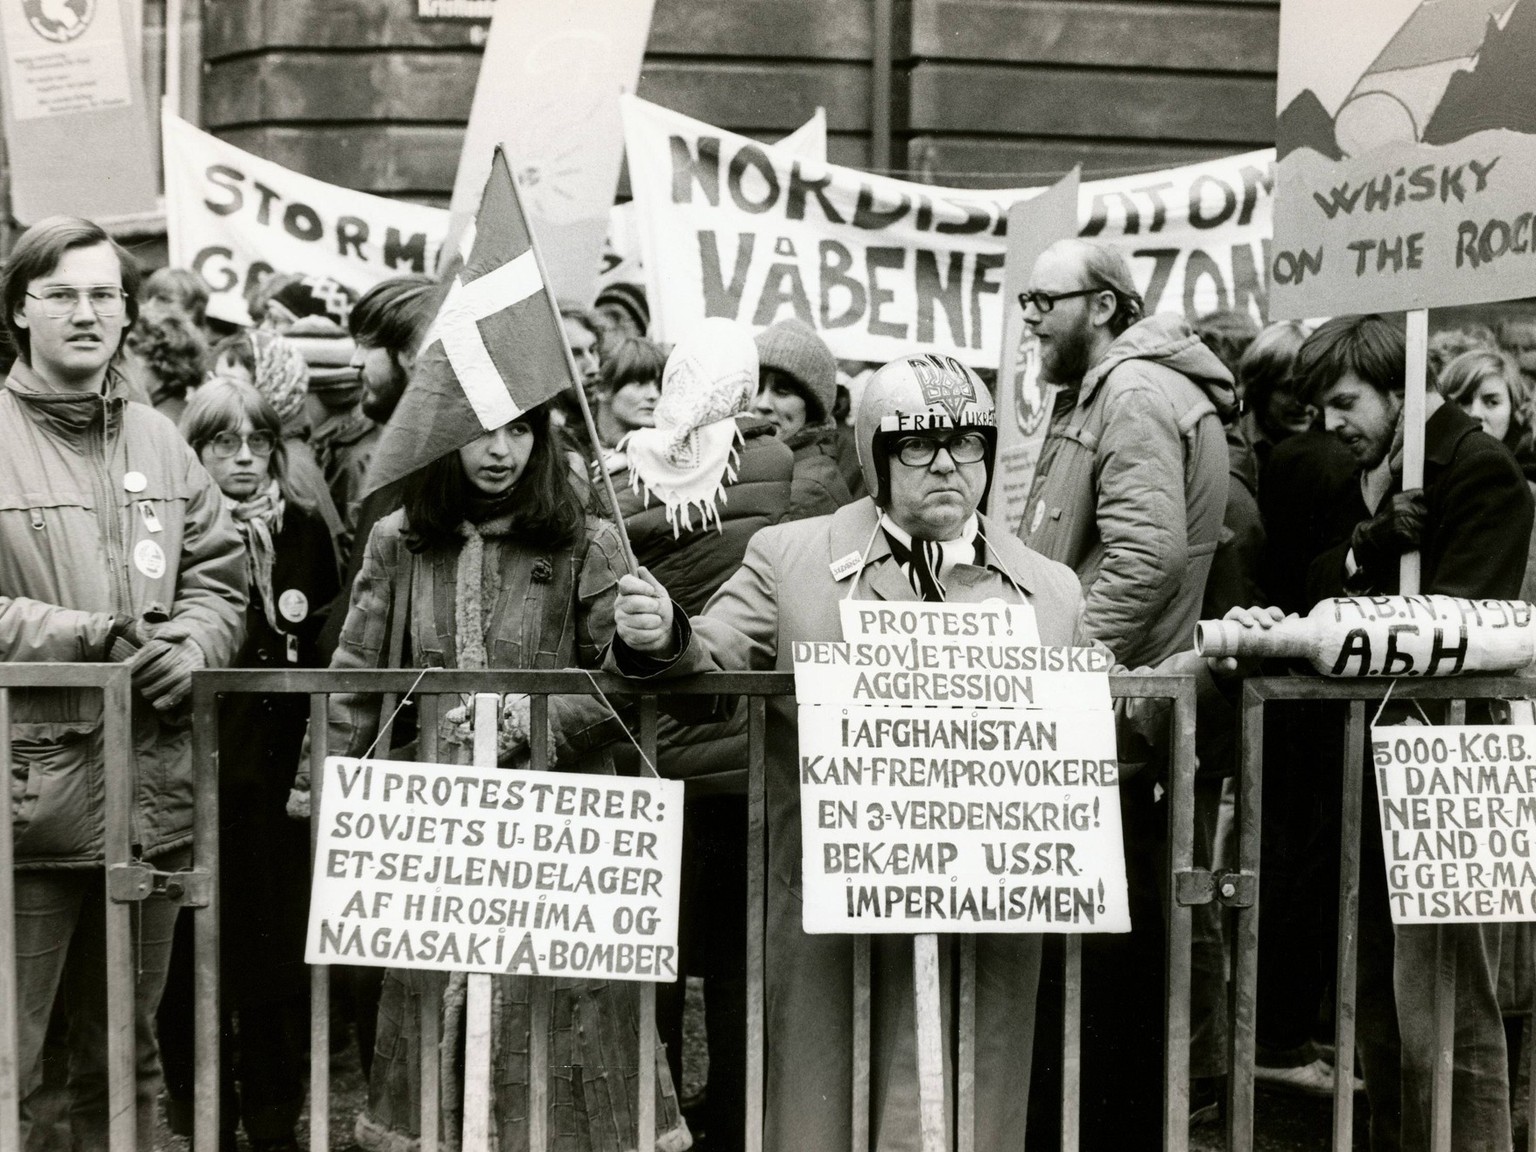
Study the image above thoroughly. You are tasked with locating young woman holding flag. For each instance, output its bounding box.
[293,397,689,1152]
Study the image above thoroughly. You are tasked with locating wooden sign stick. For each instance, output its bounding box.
[913,933,948,1152]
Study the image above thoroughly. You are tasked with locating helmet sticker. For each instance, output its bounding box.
[910,354,977,424]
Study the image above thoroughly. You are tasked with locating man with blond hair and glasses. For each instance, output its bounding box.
[0,216,244,1149]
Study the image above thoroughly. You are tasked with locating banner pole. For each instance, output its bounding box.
[165,0,184,119]
[501,147,641,578]
[1400,308,1427,596]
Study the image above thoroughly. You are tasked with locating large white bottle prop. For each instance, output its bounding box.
[1194,596,1536,677]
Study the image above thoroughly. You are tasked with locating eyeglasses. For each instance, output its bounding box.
[1017,287,1105,315]
[204,431,277,458]
[893,432,989,467]
[25,286,127,318]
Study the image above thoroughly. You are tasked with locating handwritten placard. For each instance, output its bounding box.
[1373,726,1536,925]
[793,603,1128,934]
[306,757,685,980]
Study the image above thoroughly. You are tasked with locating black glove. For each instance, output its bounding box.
[1351,488,1427,576]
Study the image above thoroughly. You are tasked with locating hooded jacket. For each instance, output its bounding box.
[0,362,246,867]
[1020,313,1236,669]
[783,418,853,520]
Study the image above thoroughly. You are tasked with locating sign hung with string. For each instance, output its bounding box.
[306,757,686,979]
[792,601,1129,934]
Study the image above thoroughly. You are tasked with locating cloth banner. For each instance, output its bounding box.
[163,111,451,327]
[444,0,656,305]
[622,96,1276,367]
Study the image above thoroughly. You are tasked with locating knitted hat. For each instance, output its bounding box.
[595,282,649,335]
[271,275,358,329]
[284,314,360,394]
[755,318,836,423]
[247,329,310,423]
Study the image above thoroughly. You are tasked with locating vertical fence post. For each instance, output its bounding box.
[102,669,136,1151]
[1164,684,1198,1152]
[638,697,660,1152]
[308,695,331,1152]
[461,695,500,1152]
[528,694,551,1152]
[192,679,222,1152]
[1229,682,1265,1152]
[1333,702,1367,1150]
[746,696,767,1152]
[0,690,18,1150]
[419,695,443,1152]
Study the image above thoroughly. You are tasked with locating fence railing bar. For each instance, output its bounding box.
[419,694,442,1152]
[1333,701,1366,1151]
[957,936,976,1152]
[1061,936,1081,1152]
[639,696,659,1152]
[102,670,136,1152]
[0,690,18,1152]
[308,693,331,1152]
[1229,682,1265,1152]
[191,680,221,1152]
[745,695,767,1152]
[1164,686,1198,1152]
[852,934,871,1152]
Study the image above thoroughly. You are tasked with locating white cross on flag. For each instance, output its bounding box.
[364,147,575,494]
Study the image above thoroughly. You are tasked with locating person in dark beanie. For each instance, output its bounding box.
[595,281,649,342]
[752,317,852,518]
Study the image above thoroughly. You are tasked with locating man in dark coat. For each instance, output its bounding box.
[1297,314,1533,1152]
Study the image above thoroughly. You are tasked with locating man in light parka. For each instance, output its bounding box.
[609,351,1229,1152]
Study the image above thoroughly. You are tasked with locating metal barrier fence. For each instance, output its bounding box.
[188,667,1200,1152]
[1233,676,1536,1152]
[0,664,152,1152]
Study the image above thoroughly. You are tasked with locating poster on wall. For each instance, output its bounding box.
[0,0,158,223]
[1270,0,1536,319]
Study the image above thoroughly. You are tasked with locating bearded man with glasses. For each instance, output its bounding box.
[0,216,245,1150]
[1015,238,1239,1148]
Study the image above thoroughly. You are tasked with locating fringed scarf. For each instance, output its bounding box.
[227,479,285,632]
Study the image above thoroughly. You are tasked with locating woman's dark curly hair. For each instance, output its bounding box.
[402,402,585,550]
[127,312,208,400]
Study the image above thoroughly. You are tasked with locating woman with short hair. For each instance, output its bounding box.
[157,379,341,1152]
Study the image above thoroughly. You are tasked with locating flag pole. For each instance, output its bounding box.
[499,148,641,579]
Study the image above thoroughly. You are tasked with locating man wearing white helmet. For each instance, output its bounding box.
[610,351,1210,1151]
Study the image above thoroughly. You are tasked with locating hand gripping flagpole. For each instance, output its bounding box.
[501,148,640,579]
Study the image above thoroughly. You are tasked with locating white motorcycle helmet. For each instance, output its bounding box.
[854,353,998,506]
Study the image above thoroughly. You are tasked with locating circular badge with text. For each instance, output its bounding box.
[133,539,166,580]
[278,589,310,623]
[24,0,95,44]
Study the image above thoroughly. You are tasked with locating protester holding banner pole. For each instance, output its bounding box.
[1291,315,1533,1152]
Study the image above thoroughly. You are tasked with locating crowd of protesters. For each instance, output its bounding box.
[1,208,1533,1152]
